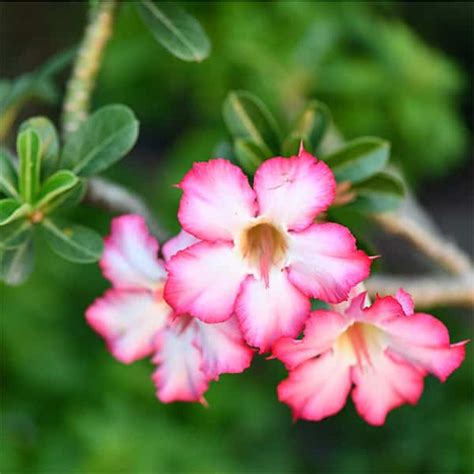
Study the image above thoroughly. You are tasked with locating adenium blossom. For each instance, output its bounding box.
[164,148,372,352]
[86,215,253,404]
[273,289,467,425]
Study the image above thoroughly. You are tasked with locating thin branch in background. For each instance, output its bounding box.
[366,273,474,309]
[372,193,472,276]
[61,0,116,137]
[321,126,473,308]
[85,177,170,242]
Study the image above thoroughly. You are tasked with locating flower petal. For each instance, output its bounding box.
[194,316,254,379]
[86,289,169,364]
[277,351,352,422]
[164,241,247,323]
[152,324,209,404]
[378,311,466,382]
[178,159,257,241]
[162,229,199,262]
[287,223,371,303]
[272,309,349,369]
[253,150,335,231]
[100,215,166,290]
[235,269,310,353]
[395,288,414,316]
[352,349,424,426]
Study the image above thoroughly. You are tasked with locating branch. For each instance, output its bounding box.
[85,177,170,241]
[366,273,474,309]
[371,193,472,276]
[61,0,116,137]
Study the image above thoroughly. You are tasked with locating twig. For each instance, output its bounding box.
[61,0,116,137]
[372,193,472,276]
[85,177,170,241]
[366,273,474,309]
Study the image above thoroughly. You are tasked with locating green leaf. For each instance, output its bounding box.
[234,139,267,175]
[0,49,74,139]
[0,199,29,225]
[0,237,34,286]
[36,170,79,210]
[0,219,32,250]
[0,49,75,112]
[20,117,59,176]
[346,173,405,213]
[137,0,211,62]
[0,148,19,199]
[324,137,390,184]
[43,179,86,212]
[282,101,331,156]
[60,104,139,176]
[42,218,103,263]
[17,129,42,203]
[223,91,281,157]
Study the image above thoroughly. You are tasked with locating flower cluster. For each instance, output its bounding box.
[86,148,466,424]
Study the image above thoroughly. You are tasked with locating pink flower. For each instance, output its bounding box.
[164,148,371,352]
[273,289,467,425]
[86,215,253,404]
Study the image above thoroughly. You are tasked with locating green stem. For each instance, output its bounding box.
[61,0,116,138]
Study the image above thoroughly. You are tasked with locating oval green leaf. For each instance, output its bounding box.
[0,148,19,199]
[60,104,139,177]
[0,219,32,250]
[20,117,59,176]
[17,128,42,203]
[234,139,267,175]
[223,91,281,157]
[36,170,79,210]
[0,237,34,286]
[42,217,103,263]
[0,199,29,225]
[137,0,211,62]
[324,137,390,184]
[282,100,331,156]
[346,173,405,213]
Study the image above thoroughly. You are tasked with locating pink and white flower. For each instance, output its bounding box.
[86,215,253,404]
[273,289,467,425]
[164,148,372,352]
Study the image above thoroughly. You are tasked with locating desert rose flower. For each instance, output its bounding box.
[164,147,372,352]
[86,215,253,404]
[273,289,467,425]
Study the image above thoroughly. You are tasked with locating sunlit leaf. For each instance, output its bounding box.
[0,199,29,225]
[35,170,79,210]
[137,0,211,62]
[60,104,139,176]
[42,217,103,263]
[17,129,42,203]
[20,117,60,176]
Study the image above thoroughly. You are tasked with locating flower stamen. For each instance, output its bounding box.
[239,222,287,287]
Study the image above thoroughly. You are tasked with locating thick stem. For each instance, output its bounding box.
[61,0,116,137]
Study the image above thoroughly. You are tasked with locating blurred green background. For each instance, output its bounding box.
[1,2,473,472]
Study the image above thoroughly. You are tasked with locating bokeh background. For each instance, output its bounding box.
[1,2,473,472]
